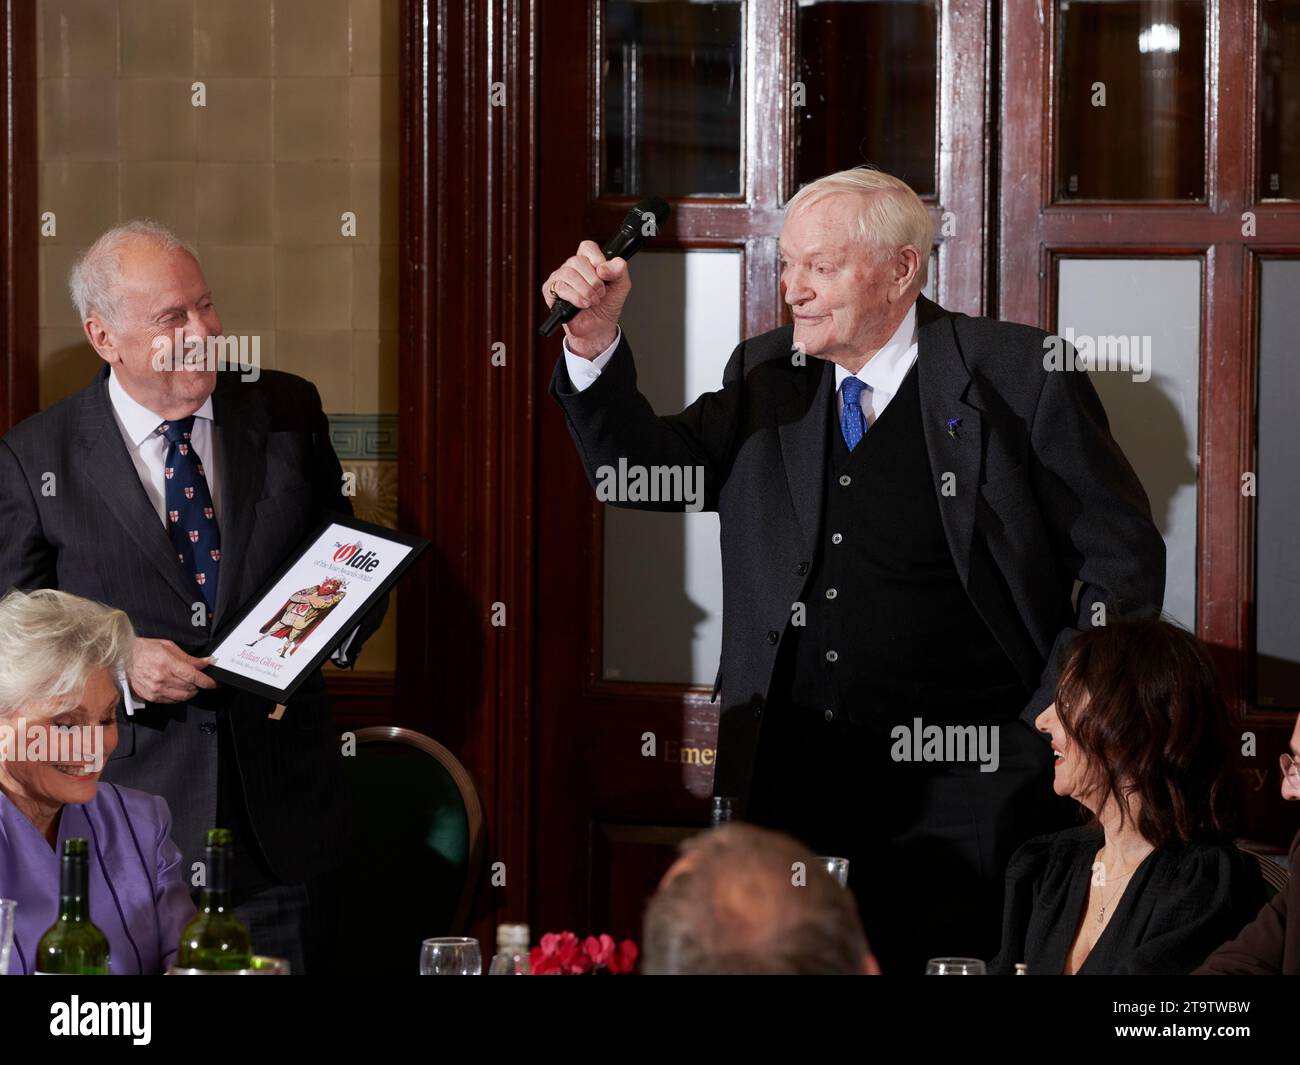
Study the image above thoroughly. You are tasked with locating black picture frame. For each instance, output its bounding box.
[204,514,427,702]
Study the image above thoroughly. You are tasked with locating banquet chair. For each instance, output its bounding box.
[1236,843,1290,896]
[336,726,485,973]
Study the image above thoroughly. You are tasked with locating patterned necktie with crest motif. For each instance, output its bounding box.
[157,415,221,613]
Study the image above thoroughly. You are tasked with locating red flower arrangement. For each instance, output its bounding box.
[529,932,638,975]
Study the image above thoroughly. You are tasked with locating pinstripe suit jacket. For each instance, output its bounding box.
[0,363,388,884]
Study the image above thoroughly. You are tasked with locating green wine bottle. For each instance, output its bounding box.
[36,837,110,975]
[176,828,252,971]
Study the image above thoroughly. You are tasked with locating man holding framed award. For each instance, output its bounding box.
[0,221,400,973]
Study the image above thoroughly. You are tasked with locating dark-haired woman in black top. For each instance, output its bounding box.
[991,618,1268,975]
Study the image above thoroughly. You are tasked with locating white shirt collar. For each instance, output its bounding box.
[106,368,214,449]
[834,300,919,398]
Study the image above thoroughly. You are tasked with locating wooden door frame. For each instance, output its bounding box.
[998,0,1300,843]
[0,0,36,436]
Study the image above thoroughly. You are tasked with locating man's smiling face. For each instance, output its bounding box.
[84,237,222,418]
[779,192,917,365]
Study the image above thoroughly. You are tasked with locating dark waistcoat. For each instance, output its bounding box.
[771,362,1028,737]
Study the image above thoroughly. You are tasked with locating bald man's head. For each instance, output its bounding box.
[642,823,876,975]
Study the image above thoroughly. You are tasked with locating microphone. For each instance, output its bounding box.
[539,196,670,338]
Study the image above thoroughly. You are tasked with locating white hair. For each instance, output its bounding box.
[785,167,935,289]
[68,219,198,328]
[0,589,135,719]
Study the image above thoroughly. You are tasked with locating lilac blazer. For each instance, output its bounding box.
[0,783,196,975]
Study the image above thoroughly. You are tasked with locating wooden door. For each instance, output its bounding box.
[998,0,1300,847]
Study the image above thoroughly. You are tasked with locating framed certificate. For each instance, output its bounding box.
[205,515,427,701]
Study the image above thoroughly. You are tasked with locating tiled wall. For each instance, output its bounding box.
[37,0,400,670]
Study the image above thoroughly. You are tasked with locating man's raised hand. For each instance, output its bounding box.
[542,240,631,358]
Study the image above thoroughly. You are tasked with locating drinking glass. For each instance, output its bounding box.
[487,952,531,975]
[816,857,850,887]
[420,937,481,975]
[0,900,15,976]
[925,957,986,975]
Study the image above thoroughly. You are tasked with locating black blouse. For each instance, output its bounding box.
[991,825,1269,975]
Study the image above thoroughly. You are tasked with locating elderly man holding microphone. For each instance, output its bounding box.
[545,166,1165,972]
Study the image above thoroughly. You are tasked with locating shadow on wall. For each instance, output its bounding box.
[1090,370,1194,535]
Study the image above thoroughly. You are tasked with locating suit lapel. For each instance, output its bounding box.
[915,295,984,585]
[79,367,199,610]
[210,376,269,629]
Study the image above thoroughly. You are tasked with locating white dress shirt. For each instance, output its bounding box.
[105,368,357,710]
[562,301,921,429]
[831,301,919,427]
[107,368,221,527]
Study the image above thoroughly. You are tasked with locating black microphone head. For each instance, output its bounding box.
[633,196,670,231]
[603,196,671,261]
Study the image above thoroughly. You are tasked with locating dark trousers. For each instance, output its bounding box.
[746,706,1073,975]
[216,710,344,974]
[232,870,341,975]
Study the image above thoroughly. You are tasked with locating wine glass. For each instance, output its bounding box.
[925,957,986,975]
[816,857,850,887]
[419,937,482,975]
[0,900,15,976]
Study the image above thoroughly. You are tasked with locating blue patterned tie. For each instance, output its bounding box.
[157,416,221,612]
[841,376,868,452]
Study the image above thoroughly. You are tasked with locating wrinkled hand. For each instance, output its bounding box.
[542,240,631,358]
[127,637,218,704]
